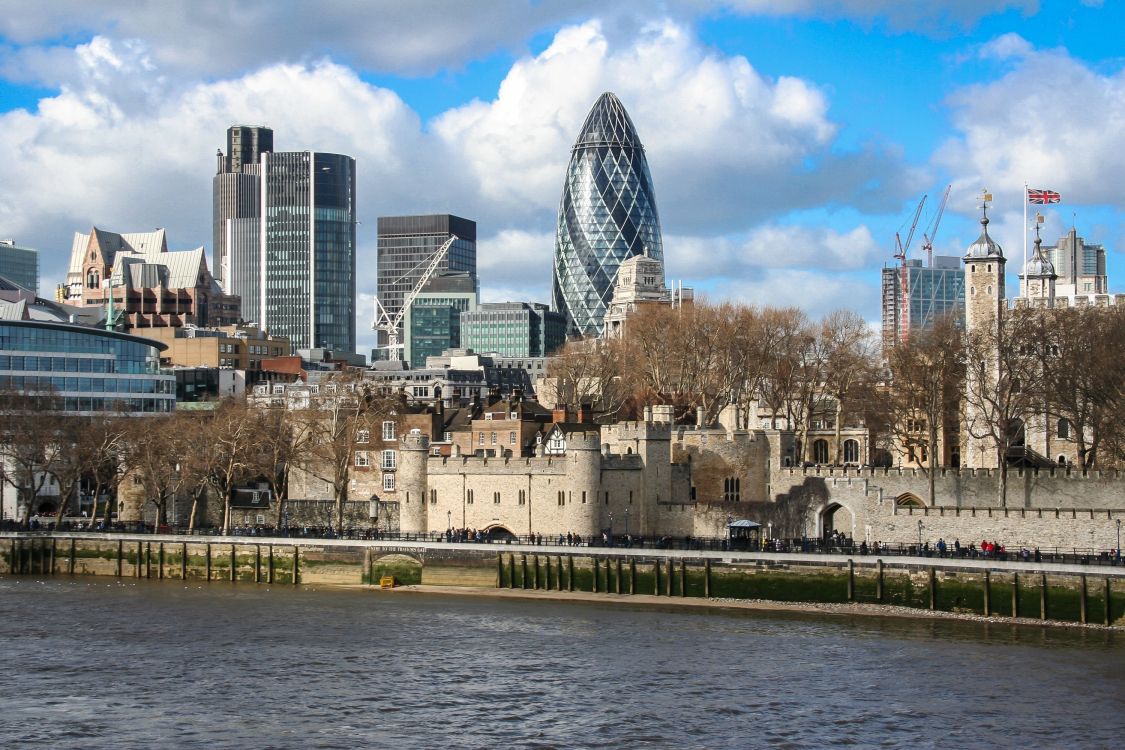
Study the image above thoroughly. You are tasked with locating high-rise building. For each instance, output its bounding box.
[260,151,357,353]
[1045,227,1108,299]
[376,215,477,351]
[551,92,664,337]
[460,302,566,358]
[213,125,272,321]
[0,240,39,293]
[880,256,965,350]
[403,272,479,368]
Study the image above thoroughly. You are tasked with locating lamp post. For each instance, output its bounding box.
[608,512,614,547]
[917,519,924,552]
[447,509,452,537]
[624,507,629,536]
[1116,518,1121,563]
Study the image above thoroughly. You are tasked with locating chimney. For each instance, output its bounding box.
[552,403,569,424]
[578,402,593,424]
[643,405,652,422]
[696,406,705,428]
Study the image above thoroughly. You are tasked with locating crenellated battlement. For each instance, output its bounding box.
[1009,293,1125,311]
[776,465,1125,481]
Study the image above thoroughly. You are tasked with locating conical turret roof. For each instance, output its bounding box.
[964,205,1004,260]
[1023,228,1056,278]
[573,92,644,151]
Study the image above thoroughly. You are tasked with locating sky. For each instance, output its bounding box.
[1,0,1123,356]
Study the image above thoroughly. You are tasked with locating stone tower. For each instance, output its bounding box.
[397,428,430,534]
[1020,223,1057,302]
[962,193,1006,469]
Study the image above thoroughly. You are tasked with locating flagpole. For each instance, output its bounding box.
[1023,182,1028,291]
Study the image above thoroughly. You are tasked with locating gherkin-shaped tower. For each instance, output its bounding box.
[551,92,664,337]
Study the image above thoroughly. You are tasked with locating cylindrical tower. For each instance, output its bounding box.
[562,428,602,537]
[397,428,430,534]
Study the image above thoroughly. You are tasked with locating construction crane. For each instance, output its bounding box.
[920,185,951,268]
[894,195,926,345]
[371,235,458,361]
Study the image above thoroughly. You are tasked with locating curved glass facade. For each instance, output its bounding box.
[0,322,175,414]
[551,92,664,337]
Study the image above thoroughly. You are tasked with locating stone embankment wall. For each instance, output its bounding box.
[4,533,1125,627]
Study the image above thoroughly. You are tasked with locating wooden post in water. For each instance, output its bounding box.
[292,546,299,585]
[704,559,711,598]
[365,548,373,586]
[1040,572,1048,620]
[629,559,636,595]
[1079,574,1088,625]
[268,545,274,584]
[615,558,622,595]
[567,556,574,592]
[928,567,936,610]
[521,554,529,590]
[205,543,212,581]
[532,555,539,589]
[847,560,855,602]
[1105,578,1112,626]
[508,554,516,589]
[666,559,673,597]
[592,558,599,593]
[158,542,165,579]
[181,542,187,580]
[255,545,262,584]
[135,541,142,578]
[69,538,76,576]
[654,560,661,596]
[116,540,123,577]
[557,556,564,591]
[230,544,237,583]
[495,553,502,588]
[1012,572,1019,618]
[983,571,991,616]
[8,539,14,575]
[876,559,884,602]
[679,559,687,598]
[49,538,56,575]
[145,542,152,579]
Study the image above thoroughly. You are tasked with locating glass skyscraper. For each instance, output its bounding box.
[460,302,566,358]
[0,240,39,293]
[880,256,965,350]
[213,125,272,322]
[261,151,356,352]
[551,92,664,337]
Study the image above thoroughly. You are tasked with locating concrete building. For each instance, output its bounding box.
[213,125,272,322]
[142,324,291,372]
[460,302,566,358]
[552,92,663,337]
[0,240,39,293]
[376,214,477,356]
[402,271,478,368]
[260,150,357,352]
[61,227,240,330]
[881,255,965,350]
[603,253,692,339]
[1045,227,1107,299]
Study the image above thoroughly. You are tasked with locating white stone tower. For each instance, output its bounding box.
[962,192,1006,469]
[397,428,430,534]
[1019,223,1057,303]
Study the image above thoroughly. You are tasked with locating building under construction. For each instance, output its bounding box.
[880,255,964,351]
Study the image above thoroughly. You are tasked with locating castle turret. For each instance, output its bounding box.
[1020,222,1057,302]
[397,428,430,534]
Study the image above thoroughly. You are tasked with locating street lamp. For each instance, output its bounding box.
[447,510,452,533]
[1116,518,1121,562]
[608,512,614,546]
[624,507,629,536]
[917,519,924,552]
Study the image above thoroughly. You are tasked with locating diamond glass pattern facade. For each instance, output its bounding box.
[551,92,664,337]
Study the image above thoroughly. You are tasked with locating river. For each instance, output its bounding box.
[0,577,1122,749]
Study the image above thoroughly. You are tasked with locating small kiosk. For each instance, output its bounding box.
[727,519,762,550]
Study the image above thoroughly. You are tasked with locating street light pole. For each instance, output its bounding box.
[608,512,614,546]
[624,507,629,536]
[917,519,924,552]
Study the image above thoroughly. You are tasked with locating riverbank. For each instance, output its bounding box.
[381,583,1123,631]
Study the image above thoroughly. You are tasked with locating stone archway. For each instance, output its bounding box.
[817,502,855,540]
[483,524,517,542]
[895,493,925,509]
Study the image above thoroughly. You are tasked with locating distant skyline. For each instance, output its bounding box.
[1,0,1122,354]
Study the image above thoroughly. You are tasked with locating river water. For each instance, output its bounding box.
[0,578,1122,749]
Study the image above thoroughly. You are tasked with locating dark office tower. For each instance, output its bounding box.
[261,151,357,352]
[376,214,477,348]
[213,125,273,321]
[551,92,664,337]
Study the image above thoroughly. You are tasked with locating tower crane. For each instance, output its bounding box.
[372,235,459,361]
[920,185,951,268]
[894,195,926,345]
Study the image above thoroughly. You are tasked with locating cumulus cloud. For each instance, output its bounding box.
[936,36,1125,214]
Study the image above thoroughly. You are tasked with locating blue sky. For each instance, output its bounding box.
[0,0,1122,354]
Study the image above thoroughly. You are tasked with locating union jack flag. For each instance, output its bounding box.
[1027,188,1061,204]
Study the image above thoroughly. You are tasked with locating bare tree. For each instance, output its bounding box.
[0,389,65,521]
[885,316,964,504]
[544,337,634,420]
[820,309,879,464]
[246,406,313,529]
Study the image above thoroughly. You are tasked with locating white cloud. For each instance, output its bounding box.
[936,36,1125,213]
[715,0,1038,33]
[705,269,880,323]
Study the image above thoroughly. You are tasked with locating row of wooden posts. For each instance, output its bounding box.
[7,537,302,586]
[498,553,1116,626]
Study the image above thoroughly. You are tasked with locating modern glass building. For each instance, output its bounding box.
[213,125,272,312]
[0,240,39,293]
[880,256,965,350]
[376,214,476,357]
[403,272,479,368]
[0,320,175,414]
[460,302,566,358]
[1046,228,1108,298]
[261,151,357,352]
[551,92,664,337]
